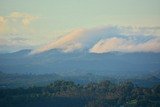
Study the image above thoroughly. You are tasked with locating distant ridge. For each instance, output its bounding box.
[0,49,160,78]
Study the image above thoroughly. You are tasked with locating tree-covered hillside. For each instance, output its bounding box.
[1,71,160,88]
[0,80,160,107]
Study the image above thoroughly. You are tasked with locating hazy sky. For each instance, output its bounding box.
[0,0,160,52]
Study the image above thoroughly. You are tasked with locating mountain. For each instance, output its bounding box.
[0,49,160,79]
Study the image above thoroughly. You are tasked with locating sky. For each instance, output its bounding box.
[0,0,160,53]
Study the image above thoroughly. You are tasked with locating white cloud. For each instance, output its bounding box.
[119,26,160,37]
[61,42,83,53]
[0,37,34,53]
[0,12,39,52]
[30,29,85,54]
[0,12,38,35]
[0,16,7,33]
[1,24,159,53]
[90,37,160,53]
[10,12,38,26]
[31,26,160,54]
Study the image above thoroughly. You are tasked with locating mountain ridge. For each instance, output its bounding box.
[0,49,160,78]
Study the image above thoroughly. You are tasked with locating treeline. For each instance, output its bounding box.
[1,71,160,89]
[0,80,160,107]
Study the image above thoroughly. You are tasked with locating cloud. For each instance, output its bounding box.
[0,12,38,35]
[31,26,160,54]
[119,26,160,37]
[0,12,39,52]
[10,12,38,26]
[0,37,34,53]
[61,42,83,53]
[89,37,160,53]
[0,37,31,47]
[30,29,85,54]
[0,16,7,33]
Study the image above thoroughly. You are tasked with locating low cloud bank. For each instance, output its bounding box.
[31,26,160,54]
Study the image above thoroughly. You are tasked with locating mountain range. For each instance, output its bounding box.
[0,49,160,79]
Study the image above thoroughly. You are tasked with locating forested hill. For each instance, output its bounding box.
[0,80,160,107]
[0,71,160,88]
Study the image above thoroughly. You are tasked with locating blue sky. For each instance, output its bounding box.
[0,0,160,53]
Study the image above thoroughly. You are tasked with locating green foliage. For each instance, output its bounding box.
[0,80,160,107]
